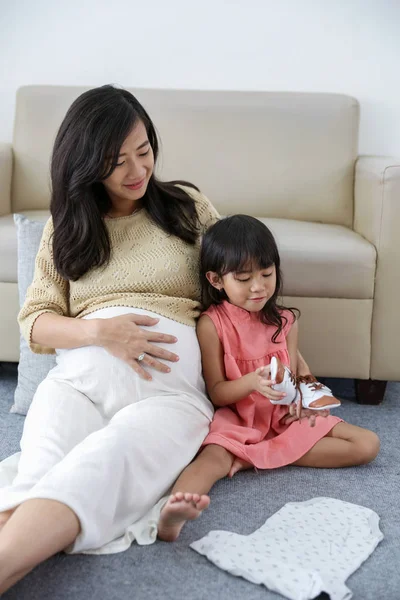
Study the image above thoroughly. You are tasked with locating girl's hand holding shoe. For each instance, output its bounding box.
[251,367,329,427]
[283,403,331,428]
[253,366,287,403]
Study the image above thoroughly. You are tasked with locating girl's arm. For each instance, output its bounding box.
[197,315,257,406]
[286,318,299,375]
[197,315,284,407]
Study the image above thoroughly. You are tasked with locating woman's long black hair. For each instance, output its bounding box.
[200,215,299,342]
[50,85,201,281]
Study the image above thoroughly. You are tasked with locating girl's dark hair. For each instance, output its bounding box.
[50,85,201,280]
[200,215,299,342]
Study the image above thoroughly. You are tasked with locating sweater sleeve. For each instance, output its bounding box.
[18,218,70,354]
[195,191,220,233]
[177,184,220,233]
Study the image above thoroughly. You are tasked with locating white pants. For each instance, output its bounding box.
[0,307,213,554]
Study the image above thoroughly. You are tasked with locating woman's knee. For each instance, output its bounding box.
[354,430,380,464]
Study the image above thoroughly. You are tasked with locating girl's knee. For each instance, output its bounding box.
[0,510,13,528]
[355,430,380,464]
[199,445,234,475]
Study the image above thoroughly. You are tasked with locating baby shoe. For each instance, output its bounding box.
[296,375,341,410]
[269,356,299,405]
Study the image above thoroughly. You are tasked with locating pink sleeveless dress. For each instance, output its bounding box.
[201,301,342,469]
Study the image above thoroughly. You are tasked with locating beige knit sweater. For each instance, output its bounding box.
[18,187,220,354]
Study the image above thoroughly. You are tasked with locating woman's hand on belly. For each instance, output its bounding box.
[93,313,179,380]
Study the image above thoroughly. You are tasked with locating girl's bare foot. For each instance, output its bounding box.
[228,458,252,478]
[158,492,210,542]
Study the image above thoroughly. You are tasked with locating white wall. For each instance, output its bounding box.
[1,0,399,156]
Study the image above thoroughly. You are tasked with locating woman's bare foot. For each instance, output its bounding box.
[228,458,253,478]
[158,492,210,542]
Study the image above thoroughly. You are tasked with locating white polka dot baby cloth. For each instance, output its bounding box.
[190,497,383,600]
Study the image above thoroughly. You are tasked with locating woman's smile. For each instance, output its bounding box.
[124,178,145,190]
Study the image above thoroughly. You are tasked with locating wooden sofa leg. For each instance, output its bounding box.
[354,379,387,405]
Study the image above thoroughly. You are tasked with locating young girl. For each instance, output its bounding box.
[157,215,380,541]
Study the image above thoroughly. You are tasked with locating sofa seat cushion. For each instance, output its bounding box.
[262,218,376,299]
[0,211,49,282]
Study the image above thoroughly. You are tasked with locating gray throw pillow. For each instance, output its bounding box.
[11,214,56,415]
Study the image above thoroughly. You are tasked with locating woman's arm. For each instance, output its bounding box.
[18,219,71,354]
[20,220,178,378]
[31,312,178,380]
[31,313,97,349]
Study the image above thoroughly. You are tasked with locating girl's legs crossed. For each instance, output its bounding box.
[158,444,235,541]
[171,444,235,495]
[292,422,380,468]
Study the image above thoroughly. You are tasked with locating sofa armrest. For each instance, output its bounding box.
[354,156,400,380]
[0,143,13,217]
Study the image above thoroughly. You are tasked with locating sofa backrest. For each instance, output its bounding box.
[12,86,359,226]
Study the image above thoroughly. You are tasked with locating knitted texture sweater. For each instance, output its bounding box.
[18,187,219,354]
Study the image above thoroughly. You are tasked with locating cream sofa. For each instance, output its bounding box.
[1,86,399,403]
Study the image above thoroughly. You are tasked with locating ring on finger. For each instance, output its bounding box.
[137,353,146,362]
